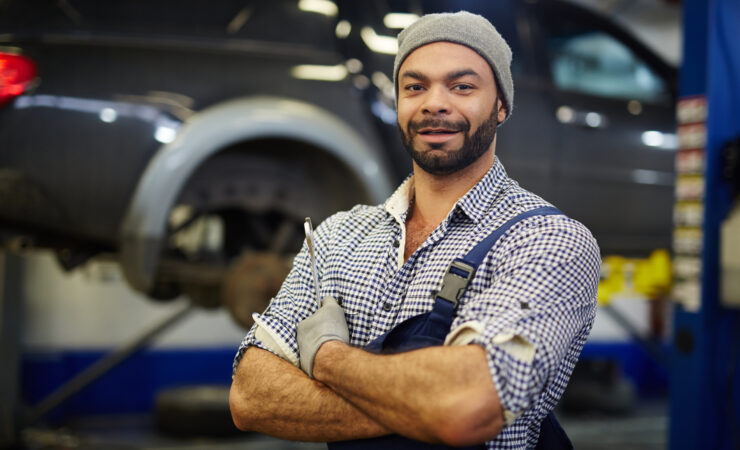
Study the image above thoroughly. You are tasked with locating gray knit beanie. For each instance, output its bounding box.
[393,11,514,124]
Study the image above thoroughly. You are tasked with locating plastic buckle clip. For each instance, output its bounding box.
[436,259,476,306]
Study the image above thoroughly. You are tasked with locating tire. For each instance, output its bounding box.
[154,385,240,437]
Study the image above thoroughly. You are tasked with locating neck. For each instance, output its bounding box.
[408,146,495,227]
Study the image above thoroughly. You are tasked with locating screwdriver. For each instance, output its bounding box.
[304,217,322,306]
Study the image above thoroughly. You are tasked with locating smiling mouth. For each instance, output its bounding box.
[419,128,460,135]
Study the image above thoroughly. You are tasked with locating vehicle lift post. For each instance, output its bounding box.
[0,253,23,447]
[669,0,740,449]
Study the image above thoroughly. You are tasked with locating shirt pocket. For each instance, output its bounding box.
[322,273,379,345]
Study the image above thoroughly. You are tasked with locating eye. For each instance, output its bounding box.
[453,84,474,91]
[404,83,424,92]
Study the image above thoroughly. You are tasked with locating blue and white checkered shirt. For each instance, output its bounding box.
[234,158,600,449]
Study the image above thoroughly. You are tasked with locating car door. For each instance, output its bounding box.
[529,1,677,255]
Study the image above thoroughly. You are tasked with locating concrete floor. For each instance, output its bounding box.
[559,403,668,450]
[17,402,668,450]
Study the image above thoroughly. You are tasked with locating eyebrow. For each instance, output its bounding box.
[446,69,481,80]
[400,70,428,82]
[399,68,481,82]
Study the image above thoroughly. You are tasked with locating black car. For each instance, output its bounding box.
[0,0,677,320]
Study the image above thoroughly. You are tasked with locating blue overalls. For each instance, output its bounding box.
[328,206,573,450]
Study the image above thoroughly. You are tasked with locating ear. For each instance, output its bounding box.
[497,101,508,124]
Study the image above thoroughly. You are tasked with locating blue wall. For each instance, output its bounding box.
[23,341,667,423]
[23,347,236,422]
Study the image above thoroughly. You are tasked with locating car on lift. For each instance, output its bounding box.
[0,0,677,324]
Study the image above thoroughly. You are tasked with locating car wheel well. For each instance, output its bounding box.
[182,137,373,219]
[147,137,373,310]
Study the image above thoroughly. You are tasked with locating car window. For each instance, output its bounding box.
[544,24,669,103]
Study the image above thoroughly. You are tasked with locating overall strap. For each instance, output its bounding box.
[435,206,562,306]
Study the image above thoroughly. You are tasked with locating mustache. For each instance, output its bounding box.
[407,118,470,134]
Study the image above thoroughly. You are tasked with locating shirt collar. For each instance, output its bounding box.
[384,173,414,225]
[383,157,509,226]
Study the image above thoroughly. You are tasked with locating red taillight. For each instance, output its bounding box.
[0,52,37,107]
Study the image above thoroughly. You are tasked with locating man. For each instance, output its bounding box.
[230,11,600,449]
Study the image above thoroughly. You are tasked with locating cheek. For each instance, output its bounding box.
[396,105,414,130]
[465,101,495,128]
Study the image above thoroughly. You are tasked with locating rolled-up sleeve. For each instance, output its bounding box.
[232,212,343,376]
[447,217,601,423]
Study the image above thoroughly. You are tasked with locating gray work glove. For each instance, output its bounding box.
[297,296,349,378]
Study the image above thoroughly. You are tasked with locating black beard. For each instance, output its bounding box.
[398,109,498,176]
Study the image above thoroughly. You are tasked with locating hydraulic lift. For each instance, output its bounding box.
[0,254,22,447]
[669,0,740,449]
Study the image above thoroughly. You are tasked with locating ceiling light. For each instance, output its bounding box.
[335,20,351,38]
[360,27,398,55]
[291,64,348,81]
[297,0,338,17]
[383,13,419,29]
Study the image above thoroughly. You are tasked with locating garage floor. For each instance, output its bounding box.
[18,402,667,450]
[559,402,667,450]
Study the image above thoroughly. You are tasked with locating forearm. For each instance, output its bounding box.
[229,346,390,441]
[313,342,503,446]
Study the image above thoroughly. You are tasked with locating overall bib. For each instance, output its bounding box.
[328,207,573,450]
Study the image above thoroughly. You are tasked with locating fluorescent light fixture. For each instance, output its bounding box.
[585,111,603,128]
[155,125,177,143]
[631,169,660,185]
[291,64,348,81]
[642,130,678,150]
[335,20,351,38]
[226,6,253,34]
[361,27,398,55]
[642,130,663,147]
[371,71,391,89]
[298,0,338,17]
[371,71,394,99]
[383,12,419,29]
[556,106,575,124]
[345,58,363,74]
[99,107,117,123]
[662,133,679,149]
[352,74,370,90]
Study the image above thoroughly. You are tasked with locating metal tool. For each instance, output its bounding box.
[304,217,321,306]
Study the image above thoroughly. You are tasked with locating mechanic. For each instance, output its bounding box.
[230,11,600,449]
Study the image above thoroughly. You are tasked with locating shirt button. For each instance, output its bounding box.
[392,239,400,248]
[383,302,393,311]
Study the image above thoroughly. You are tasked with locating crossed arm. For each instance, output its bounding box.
[229,342,503,446]
[229,212,599,445]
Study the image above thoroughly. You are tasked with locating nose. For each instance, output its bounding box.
[421,85,451,116]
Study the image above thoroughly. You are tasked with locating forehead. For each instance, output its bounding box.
[399,41,494,80]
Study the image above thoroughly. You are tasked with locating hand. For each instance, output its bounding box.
[297,296,349,377]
